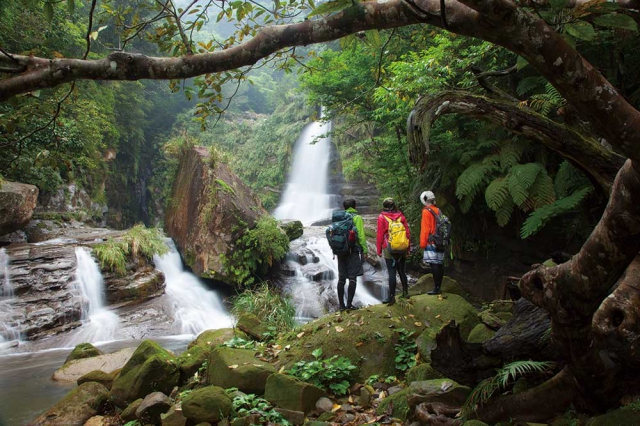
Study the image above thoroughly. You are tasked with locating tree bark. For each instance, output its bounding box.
[407,91,624,192]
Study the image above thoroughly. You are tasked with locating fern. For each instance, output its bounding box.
[516,76,547,97]
[495,197,515,227]
[554,161,591,198]
[456,163,497,213]
[485,177,510,211]
[499,140,529,172]
[460,149,481,165]
[507,163,544,207]
[461,360,556,421]
[528,170,556,209]
[528,83,566,117]
[520,187,591,238]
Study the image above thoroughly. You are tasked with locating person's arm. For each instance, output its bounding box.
[376,214,385,256]
[354,215,368,254]
[420,208,431,249]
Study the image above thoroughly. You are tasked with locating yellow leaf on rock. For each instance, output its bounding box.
[297,332,305,338]
[228,365,238,369]
[414,322,423,327]
[332,404,341,412]
[335,326,344,333]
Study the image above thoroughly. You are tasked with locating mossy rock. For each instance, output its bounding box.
[236,312,270,341]
[110,340,179,407]
[264,373,327,414]
[488,300,513,314]
[586,407,640,426]
[181,386,232,424]
[77,369,118,390]
[276,293,479,382]
[405,363,443,383]
[376,387,411,421]
[463,421,489,426]
[410,275,465,298]
[121,398,143,422]
[188,328,239,350]
[467,323,496,343]
[160,405,188,426]
[30,382,109,426]
[477,310,506,330]
[208,346,276,394]
[279,220,304,241]
[416,328,438,363]
[64,343,102,365]
[177,344,209,382]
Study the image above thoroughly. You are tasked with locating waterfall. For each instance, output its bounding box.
[273,114,335,225]
[0,248,12,298]
[154,240,233,336]
[0,248,21,347]
[64,248,120,345]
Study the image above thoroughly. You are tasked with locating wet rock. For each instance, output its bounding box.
[302,264,334,282]
[161,406,188,426]
[77,369,118,390]
[181,386,233,424]
[275,408,306,425]
[53,347,135,383]
[110,340,179,407]
[235,313,269,341]
[64,343,102,364]
[0,181,38,236]
[280,220,304,241]
[30,382,109,426]
[208,346,275,394]
[103,264,165,306]
[315,396,333,413]
[164,147,267,283]
[121,398,144,422]
[264,373,327,414]
[135,392,172,424]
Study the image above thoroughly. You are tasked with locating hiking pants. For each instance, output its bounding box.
[385,256,408,297]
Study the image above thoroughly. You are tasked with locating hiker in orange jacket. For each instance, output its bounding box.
[420,191,445,295]
[376,198,410,305]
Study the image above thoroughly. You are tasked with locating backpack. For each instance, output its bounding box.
[326,210,357,255]
[426,207,452,252]
[384,215,410,255]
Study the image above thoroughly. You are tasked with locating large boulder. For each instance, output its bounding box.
[30,382,109,426]
[0,180,38,236]
[64,343,102,364]
[264,373,327,414]
[181,386,233,424]
[208,346,276,394]
[164,146,267,282]
[110,340,179,407]
[53,347,135,383]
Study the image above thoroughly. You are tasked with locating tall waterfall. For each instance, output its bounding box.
[154,240,233,336]
[0,248,21,346]
[0,248,12,298]
[64,248,120,345]
[273,114,335,225]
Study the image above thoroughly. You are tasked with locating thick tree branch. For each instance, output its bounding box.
[407,91,625,192]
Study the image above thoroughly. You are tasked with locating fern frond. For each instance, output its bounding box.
[516,76,547,97]
[499,140,529,172]
[482,154,501,170]
[520,187,591,238]
[528,170,556,209]
[495,197,515,227]
[508,163,544,206]
[477,139,500,150]
[545,83,565,106]
[459,193,475,214]
[485,177,510,211]
[460,149,481,165]
[554,161,591,198]
[456,163,493,199]
[529,95,553,116]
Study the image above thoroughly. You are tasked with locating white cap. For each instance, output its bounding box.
[420,191,435,205]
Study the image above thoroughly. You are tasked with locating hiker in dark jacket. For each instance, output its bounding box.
[336,198,367,311]
[376,198,410,305]
[420,190,445,295]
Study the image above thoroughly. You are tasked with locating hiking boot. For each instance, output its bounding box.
[427,288,441,295]
[400,292,410,299]
[382,297,396,306]
[339,304,347,311]
[346,304,358,311]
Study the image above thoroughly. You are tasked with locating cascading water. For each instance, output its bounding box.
[0,248,21,347]
[1,248,12,298]
[273,113,335,225]
[63,247,120,345]
[154,240,233,336]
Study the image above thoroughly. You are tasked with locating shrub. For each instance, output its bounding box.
[231,282,296,332]
[287,348,357,396]
[232,393,291,425]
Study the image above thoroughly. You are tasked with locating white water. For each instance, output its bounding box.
[272,115,335,225]
[0,248,12,298]
[154,240,233,336]
[0,248,21,347]
[63,248,120,346]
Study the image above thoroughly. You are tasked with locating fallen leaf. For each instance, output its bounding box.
[297,332,305,338]
[228,365,238,369]
[435,314,441,319]
[335,326,344,333]
[414,321,423,327]
[332,403,341,412]
[408,314,415,318]
[355,341,364,347]
[285,344,291,350]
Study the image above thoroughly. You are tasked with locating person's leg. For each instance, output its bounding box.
[383,258,397,304]
[428,262,443,295]
[337,256,347,310]
[397,256,409,298]
[346,278,357,309]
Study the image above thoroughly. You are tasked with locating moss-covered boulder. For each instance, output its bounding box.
[188,328,239,350]
[208,346,276,394]
[77,369,119,390]
[586,407,640,425]
[478,310,507,330]
[135,392,172,424]
[467,323,496,343]
[236,312,270,341]
[276,293,479,382]
[181,386,233,424]
[30,382,109,426]
[53,347,135,383]
[120,398,143,422]
[64,343,102,365]
[161,405,188,426]
[109,340,179,407]
[410,275,465,298]
[177,345,209,382]
[279,220,304,241]
[376,378,471,421]
[264,373,327,414]
[405,363,444,383]
[416,328,438,364]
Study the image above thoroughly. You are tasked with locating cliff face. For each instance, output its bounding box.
[0,181,38,236]
[164,147,267,283]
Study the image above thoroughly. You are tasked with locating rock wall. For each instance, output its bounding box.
[164,147,267,283]
[0,181,38,236]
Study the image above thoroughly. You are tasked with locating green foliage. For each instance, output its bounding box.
[461,360,556,420]
[232,393,291,425]
[222,337,257,349]
[222,215,290,286]
[286,348,357,396]
[394,328,417,372]
[520,187,591,238]
[366,374,398,386]
[230,282,296,331]
[93,224,168,275]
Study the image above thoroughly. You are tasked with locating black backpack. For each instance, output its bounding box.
[326,210,357,255]
[426,207,452,252]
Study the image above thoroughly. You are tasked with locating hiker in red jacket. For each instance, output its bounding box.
[376,198,410,305]
[420,191,445,295]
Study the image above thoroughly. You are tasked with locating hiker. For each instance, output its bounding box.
[376,197,410,305]
[420,190,445,295]
[334,198,367,311]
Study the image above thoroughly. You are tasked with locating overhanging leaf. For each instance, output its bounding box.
[44,2,54,22]
[565,21,595,41]
[593,13,638,32]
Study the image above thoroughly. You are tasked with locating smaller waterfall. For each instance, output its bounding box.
[0,248,21,348]
[64,248,120,345]
[273,114,336,225]
[154,240,233,336]
[0,248,12,298]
